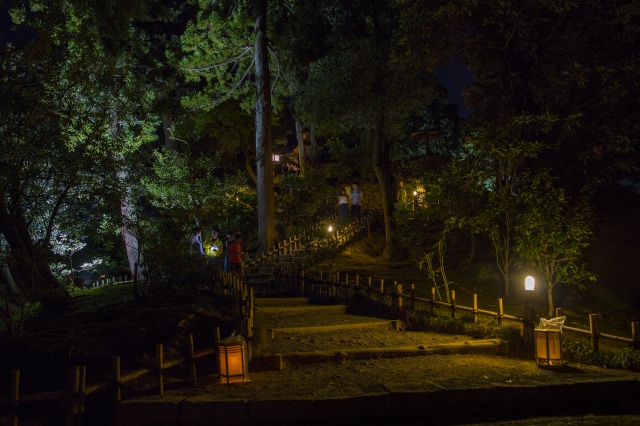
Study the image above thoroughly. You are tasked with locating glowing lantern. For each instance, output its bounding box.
[218,335,249,383]
[535,329,563,367]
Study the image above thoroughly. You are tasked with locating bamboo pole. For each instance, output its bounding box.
[214,326,221,377]
[345,273,349,304]
[156,343,164,396]
[430,287,436,315]
[473,294,478,323]
[67,366,83,425]
[397,284,403,315]
[378,279,384,315]
[497,298,503,325]
[188,334,197,386]
[11,370,19,426]
[392,281,398,316]
[450,290,456,319]
[113,357,121,403]
[590,313,599,351]
[410,284,415,311]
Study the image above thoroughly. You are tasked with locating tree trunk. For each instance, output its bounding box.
[160,111,176,150]
[371,113,399,261]
[295,119,306,176]
[254,0,277,253]
[547,282,555,318]
[238,132,258,185]
[112,114,143,278]
[469,231,476,263]
[310,126,317,167]
[0,205,62,297]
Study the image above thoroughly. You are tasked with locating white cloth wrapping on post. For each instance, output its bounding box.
[537,316,566,331]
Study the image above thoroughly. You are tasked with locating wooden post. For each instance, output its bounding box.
[241,288,248,318]
[367,277,372,312]
[11,370,19,426]
[397,284,403,316]
[473,294,478,323]
[430,287,436,315]
[497,298,503,325]
[113,356,121,403]
[632,322,639,349]
[589,313,599,351]
[392,281,398,315]
[410,284,415,310]
[355,275,360,304]
[69,366,80,423]
[345,273,349,303]
[556,308,562,318]
[379,278,384,315]
[156,343,164,396]
[79,366,86,414]
[450,290,456,319]
[188,334,197,386]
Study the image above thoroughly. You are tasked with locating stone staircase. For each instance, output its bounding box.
[242,215,375,298]
[250,297,505,371]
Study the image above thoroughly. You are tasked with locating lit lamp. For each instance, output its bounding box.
[412,190,418,211]
[218,335,249,383]
[523,276,536,348]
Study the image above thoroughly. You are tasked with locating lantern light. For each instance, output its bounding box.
[218,334,249,384]
[327,225,333,233]
[525,276,535,291]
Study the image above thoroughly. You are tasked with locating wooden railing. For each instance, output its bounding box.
[1,279,254,426]
[289,269,640,352]
[243,214,373,273]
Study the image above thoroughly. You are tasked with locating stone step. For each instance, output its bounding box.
[245,273,274,281]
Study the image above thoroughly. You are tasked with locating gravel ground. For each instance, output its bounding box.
[141,302,640,402]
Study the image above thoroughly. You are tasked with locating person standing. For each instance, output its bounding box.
[204,229,223,258]
[223,231,235,272]
[337,188,349,221]
[190,227,204,255]
[228,234,245,280]
[350,182,363,219]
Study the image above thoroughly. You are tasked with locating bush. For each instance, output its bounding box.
[405,308,523,350]
[563,339,640,371]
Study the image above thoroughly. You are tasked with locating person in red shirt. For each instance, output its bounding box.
[228,234,244,280]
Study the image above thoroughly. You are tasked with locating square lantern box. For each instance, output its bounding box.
[535,328,564,367]
[218,335,249,383]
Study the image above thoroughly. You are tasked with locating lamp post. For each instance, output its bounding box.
[413,190,418,211]
[524,276,536,348]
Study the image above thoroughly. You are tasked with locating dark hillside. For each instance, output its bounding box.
[588,183,640,311]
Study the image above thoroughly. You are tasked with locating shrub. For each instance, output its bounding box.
[563,339,640,371]
[405,308,523,350]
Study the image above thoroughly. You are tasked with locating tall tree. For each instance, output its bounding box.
[0,1,156,304]
[396,0,640,194]
[180,0,293,251]
[254,0,276,251]
[292,0,439,259]
[516,173,596,317]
